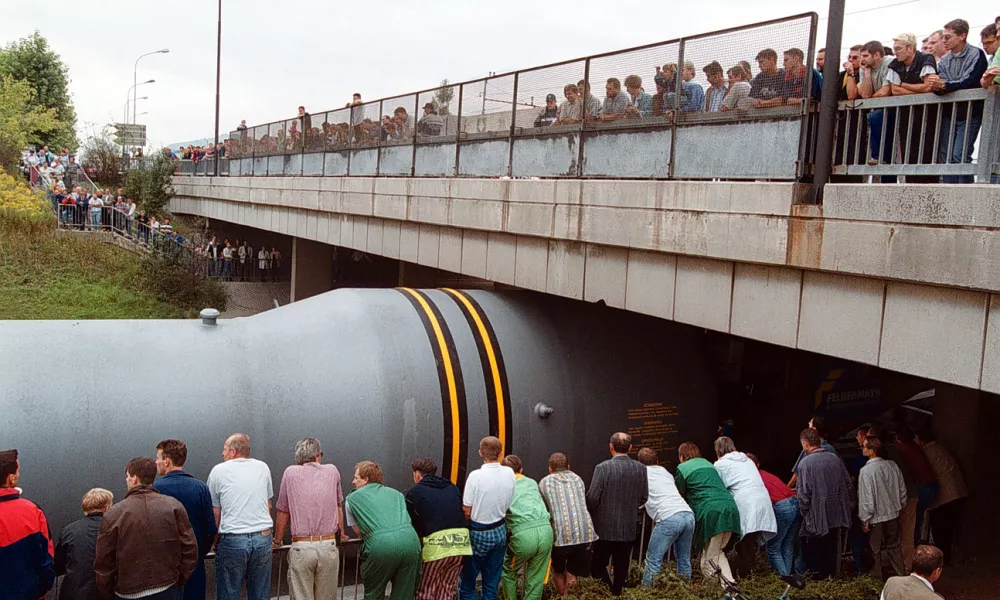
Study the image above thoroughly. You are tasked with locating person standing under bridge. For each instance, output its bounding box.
[273,438,346,600]
[461,437,516,600]
[713,437,777,580]
[499,455,553,600]
[0,449,55,600]
[587,433,647,596]
[345,461,421,600]
[154,440,217,600]
[207,434,274,600]
[674,442,741,587]
[94,458,198,600]
[405,458,471,600]
[537,453,596,597]
[55,488,113,600]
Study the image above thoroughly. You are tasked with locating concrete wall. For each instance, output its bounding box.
[170,177,1000,392]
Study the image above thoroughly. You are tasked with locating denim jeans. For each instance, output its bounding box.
[90,210,101,229]
[766,497,802,577]
[938,113,981,184]
[915,484,939,544]
[867,109,898,183]
[459,523,506,600]
[215,531,273,600]
[643,511,695,584]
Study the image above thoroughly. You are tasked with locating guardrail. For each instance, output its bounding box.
[834,88,1000,183]
[205,13,820,181]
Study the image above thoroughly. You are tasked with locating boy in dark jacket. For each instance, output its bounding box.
[55,489,114,600]
[405,458,471,600]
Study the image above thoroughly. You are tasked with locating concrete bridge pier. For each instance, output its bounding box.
[290,237,335,301]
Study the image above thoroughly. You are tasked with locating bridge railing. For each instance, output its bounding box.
[833,88,1000,183]
[211,12,819,181]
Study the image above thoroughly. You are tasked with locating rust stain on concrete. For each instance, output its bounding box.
[788,203,823,269]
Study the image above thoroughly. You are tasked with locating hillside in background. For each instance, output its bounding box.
[0,170,224,319]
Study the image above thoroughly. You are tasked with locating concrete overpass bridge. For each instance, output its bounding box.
[169,12,1000,395]
[171,176,1000,396]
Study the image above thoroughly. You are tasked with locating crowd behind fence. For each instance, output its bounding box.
[208,14,823,181]
[172,13,1000,184]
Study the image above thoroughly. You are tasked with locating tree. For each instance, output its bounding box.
[0,31,77,151]
[433,79,455,116]
[79,125,124,187]
[0,76,60,172]
[124,154,175,216]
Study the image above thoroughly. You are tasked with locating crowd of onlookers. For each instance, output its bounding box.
[163,141,230,163]
[197,235,284,281]
[0,413,969,600]
[218,14,1000,187]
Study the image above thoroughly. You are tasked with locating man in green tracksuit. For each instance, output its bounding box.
[500,455,554,600]
[344,461,422,600]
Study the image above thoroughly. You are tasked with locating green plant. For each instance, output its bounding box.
[124,154,175,216]
[139,245,227,313]
[0,31,77,151]
[546,560,883,600]
[0,76,60,172]
[80,125,125,188]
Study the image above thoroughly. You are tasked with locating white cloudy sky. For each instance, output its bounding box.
[1,0,995,148]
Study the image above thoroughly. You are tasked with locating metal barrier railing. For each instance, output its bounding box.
[179,13,820,181]
[834,88,1000,183]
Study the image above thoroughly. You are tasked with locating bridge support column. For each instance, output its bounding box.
[290,237,334,302]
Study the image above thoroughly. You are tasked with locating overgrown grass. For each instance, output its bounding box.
[0,223,190,319]
[549,560,883,600]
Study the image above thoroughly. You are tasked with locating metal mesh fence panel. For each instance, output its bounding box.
[268,122,285,155]
[460,74,516,137]
[253,125,269,156]
[228,130,242,158]
[584,42,679,130]
[514,60,586,132]
[417,84,459,141]
[380,94,418,145]
[325,108,351,152]
[350,101,382,148]
[679,15,815,121]
[305,112,326,153]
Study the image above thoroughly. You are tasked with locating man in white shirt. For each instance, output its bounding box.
[207,433,274,600]
[459,436,514,600]
[637,448,695,584]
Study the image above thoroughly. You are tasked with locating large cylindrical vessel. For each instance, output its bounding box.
[1,288,717,533]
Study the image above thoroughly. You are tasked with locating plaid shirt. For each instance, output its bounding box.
[539,470,597,547]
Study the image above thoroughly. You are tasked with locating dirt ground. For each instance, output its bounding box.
[932,553,1000,600]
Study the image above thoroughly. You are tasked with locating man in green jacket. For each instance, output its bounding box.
[674,442,741,586]
[500,456,554,600]
[344,461,422,600]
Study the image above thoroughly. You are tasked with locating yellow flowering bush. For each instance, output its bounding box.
[0,168,53,229]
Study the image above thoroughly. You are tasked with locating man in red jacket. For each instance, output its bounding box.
[0,449,55,600]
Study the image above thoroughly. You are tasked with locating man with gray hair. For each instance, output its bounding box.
[207,434,274,600]
[273,438,346,600]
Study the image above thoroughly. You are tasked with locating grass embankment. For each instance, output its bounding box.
[0,170,222,319]
[562,561,883,600]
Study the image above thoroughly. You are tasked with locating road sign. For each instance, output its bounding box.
[114,123,147,146]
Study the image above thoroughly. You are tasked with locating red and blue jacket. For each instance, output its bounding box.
[0,488,55,600]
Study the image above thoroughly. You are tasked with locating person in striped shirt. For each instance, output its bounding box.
[538,453,596,597]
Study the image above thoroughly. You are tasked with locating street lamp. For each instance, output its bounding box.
[213,0,222,176]
[125,80,154,123]
[134,49,169,125]
[123,96,149,125]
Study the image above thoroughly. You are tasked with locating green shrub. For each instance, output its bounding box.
[138,245,227,314]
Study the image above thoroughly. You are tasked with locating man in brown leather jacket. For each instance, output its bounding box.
[94,458,198,600]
